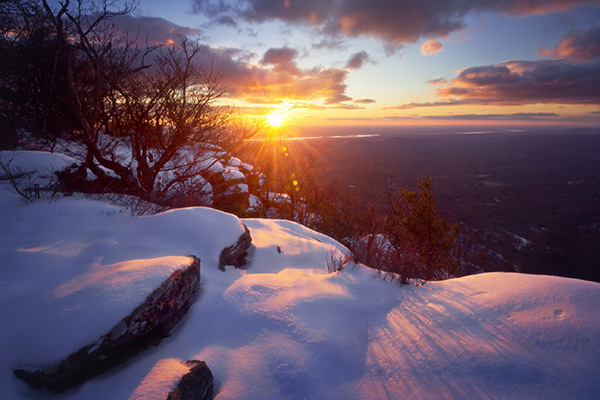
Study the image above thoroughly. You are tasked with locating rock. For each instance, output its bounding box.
[166,360,214,400]
[14,256,201,392]
[218,223,252,270]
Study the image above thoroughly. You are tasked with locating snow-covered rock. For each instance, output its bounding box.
[14,256,201,392]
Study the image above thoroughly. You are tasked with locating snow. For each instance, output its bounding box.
[223,182,249,195]
[222,168,245,181]
[0,150,78,185]
[226,157,243,168]
[1,151,600,399]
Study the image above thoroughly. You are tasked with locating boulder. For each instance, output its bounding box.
[166,360,214,400]
[218,223,252,270]
[14,256,201,392]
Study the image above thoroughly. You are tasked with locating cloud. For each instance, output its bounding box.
[422,112,559,120]
[312,37,347,50]
[198,46,353,105]
[392,58,600,108]
[334,104,366,110]
[436,59,600,105]
[110,15,202,45]
[260,47,302,75]
[384,99,474,109]
[539,26,600,61]
[345,51,372,69]
[216,15,237,27]
[427,78,448,85]
[193,0,598,48]
[420,39,443,56]
[355,98,376,104]
[261,47,298,65]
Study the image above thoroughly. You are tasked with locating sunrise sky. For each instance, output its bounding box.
[95,0,600,127]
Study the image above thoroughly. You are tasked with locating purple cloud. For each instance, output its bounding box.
[437,59,600,105]
[539,26,600,61]
[422,112,559,120]
[345,51,372,69]
[192,0,599,48]
[261,47,298,65]
[110,15,202,45]
[391,57,600,108]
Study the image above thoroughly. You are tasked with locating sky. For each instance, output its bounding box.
[63,0,600,127]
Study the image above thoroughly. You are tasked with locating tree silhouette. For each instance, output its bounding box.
[384,176,460,283]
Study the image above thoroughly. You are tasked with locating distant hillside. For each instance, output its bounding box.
[264,130,600,282]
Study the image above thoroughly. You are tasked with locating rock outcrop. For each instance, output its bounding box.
[218,223,252,270]
[14,256,201,392]
[166,360,214,400]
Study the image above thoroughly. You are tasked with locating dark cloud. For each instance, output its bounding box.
[539,26,600,61]
[355,98,376,104]
[436,59,600,105]
[345,50,372,69]
[423,112,559,120]
[392,58,600,108]
[193,0,599,48]
[384,99,474,109]
[261,47,298,65]
[110,15,202,45]
[216,15,237,27]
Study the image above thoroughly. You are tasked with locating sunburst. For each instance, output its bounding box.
[265,111,285,128]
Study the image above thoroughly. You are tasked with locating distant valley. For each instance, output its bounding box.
[293,127,600,282]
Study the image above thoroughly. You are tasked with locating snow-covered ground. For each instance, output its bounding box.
[1,151,599,399]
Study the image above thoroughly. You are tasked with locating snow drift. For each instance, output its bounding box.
[1,151,599,399]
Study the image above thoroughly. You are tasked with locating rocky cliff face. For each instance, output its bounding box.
[14,257,202,392]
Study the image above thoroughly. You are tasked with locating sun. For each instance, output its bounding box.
[265,111,285,128]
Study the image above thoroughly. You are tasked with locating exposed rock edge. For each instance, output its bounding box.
[218,222,252,270]
[166,360,214,400]
[14,256,201,392]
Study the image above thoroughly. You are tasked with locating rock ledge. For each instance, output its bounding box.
[14,256,201,392]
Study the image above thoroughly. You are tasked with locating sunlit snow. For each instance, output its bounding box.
[1,151,599,399]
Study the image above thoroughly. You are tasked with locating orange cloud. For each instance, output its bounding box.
[420,40,443,56]
[210,46,352,105]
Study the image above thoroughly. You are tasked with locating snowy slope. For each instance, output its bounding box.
[1,151,599,399]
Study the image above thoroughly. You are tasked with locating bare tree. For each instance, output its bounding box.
[36,0,255,204]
